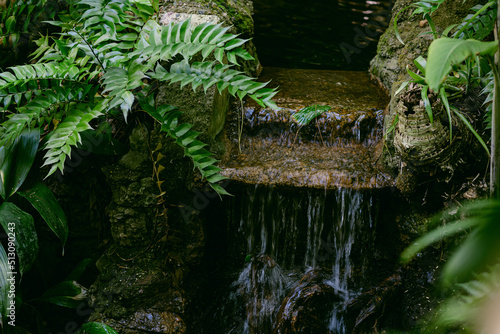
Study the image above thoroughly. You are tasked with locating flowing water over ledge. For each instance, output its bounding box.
[192,185,400,333]
[221,67,394,189]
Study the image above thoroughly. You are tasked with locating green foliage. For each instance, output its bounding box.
[431,264,500,332]
[0,129,39,201]
[142,100,231,196]
[78,322,118,334]
[394,0,498,156]
[0,0,276,194]
[453,1,497,40]
[425,37,497,93]
[0,0,277,325]
[481,70,494,129]
[37,280,87,308]
[399,2,500,330]
[0,202,38,276]
[402,200,500,332]
[0,0,275,330]
[18,182,69,250]
[292,104,331,126]
[0,0,55,49]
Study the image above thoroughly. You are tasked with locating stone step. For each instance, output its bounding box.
[221,68,394,189]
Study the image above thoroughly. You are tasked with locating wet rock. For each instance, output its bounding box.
[95,310,185,334]
[274,269,342,334]
[345,273,402,333]
[222,67,394,190]
[236,254,287,334]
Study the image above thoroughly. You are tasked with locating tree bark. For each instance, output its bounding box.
[491,0,500,198]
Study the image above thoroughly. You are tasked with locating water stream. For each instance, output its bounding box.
[188,1,400,332]
[194,185,399,333]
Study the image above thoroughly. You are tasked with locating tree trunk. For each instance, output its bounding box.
[491,0,500,198]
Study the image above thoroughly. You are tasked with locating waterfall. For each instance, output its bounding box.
[200,184,394,334]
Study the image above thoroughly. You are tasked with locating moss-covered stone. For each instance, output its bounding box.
[370,0,485,193]
[370,0,480,92]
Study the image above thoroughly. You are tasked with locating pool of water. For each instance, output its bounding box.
[253,0,394,70]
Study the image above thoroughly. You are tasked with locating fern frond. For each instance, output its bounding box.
[453,1,496,40]
[0,91,99,149]
[141,101,230,196]
[101,61,149,120]
[131,19,254,67]
[481,70,494,129]
[151,60,278,109]
[41,101,105,177]
[432,263,500,331]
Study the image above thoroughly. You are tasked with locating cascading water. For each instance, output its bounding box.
[194,185,399,333]
[186,1,400,330]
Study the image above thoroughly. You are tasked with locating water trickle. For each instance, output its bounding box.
[196,185,398,333]
[221,68,393,190]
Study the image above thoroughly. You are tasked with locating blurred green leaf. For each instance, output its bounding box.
[0,129,40,201]
[18,182,68,251]
[78,322,118,334]
[426,38,497,92]
[0,202,38,276]
[37,280,86,308]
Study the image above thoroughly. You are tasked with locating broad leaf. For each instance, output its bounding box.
[0,244,13,327]
[426,38,498,92]
[65,258,93,281]
[18,183,68,250]
[78,322,118,334]
[0,202,38,276]
[0,129,40,201]
[292,105,332,126]
[37,280,86,308]
[401,214,480,263]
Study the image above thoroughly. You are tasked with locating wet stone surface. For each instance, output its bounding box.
[222,67,394,189]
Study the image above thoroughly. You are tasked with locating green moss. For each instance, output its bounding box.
[194,0,254,36]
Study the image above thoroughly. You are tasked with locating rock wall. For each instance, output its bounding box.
[370,0,486,193]
[87,1,258,332]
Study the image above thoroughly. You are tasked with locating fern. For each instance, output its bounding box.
[428,264,500,332]
[0,0,277,195]
[151,60,277,108]
[41,103,104,176]
[141,99,230,196]
[453,1,496,40]
[0,0,53,49]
